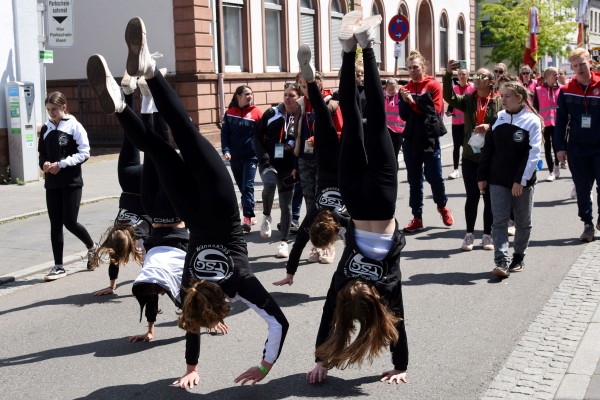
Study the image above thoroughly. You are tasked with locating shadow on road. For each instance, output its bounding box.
[74,374,377,400]
[0,335,185,366]
[0,281,135,317]
[404,271,494,286]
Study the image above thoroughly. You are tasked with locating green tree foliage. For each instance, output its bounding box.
[478,0,576,69]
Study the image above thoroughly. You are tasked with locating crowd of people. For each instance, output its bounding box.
[36,10,600,391]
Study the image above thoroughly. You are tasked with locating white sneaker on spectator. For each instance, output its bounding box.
[553,165,560,178]
[546,172,556,182]
[260,215,272,238]
[570,184,577,199]
[276,242,289,258]
[448,169,460,180]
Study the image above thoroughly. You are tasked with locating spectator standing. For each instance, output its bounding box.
[533,67,561,182]
[446,68,475,180]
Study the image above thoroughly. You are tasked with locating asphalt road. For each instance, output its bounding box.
[0,148,589,400]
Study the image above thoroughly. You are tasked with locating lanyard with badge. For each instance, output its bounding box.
[581,82,592,129]
[275,112,292,158]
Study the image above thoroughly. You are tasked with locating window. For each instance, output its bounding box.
[398,3,410,69]
[457,15,466,62]
[300,0,317,69]
[331,0,344,69]
[265,0,282,71]
[223,0,244,72]
[371,2,383,66]
[439,12,449,71]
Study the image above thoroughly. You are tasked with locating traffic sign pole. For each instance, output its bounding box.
[388,15,410,75]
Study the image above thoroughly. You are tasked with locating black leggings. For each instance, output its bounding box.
[117,72,239,232]
[462,158,492,234]
[46,187,94,265]
[338,48,397,220]
[308,81,339,187]
[543,126,558,172]
[451,124,464,170]
[118,94,143,194]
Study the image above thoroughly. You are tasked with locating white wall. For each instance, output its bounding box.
[45,1,176,80]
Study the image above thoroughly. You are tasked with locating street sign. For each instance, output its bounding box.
[39,50,54,64]
[46,0,74,47]
[388,14,409,42]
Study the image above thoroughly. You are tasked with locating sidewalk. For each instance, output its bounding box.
[0,138,598,399]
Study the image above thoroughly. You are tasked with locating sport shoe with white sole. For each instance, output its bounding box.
[260,215,272,238]
[276,242,289,258]
[44,265,66,282]
[553,165,560,179]
[448,169,460,179]
[87,243,99,270]
[461,233,474,251]
[546,172,556,182]
[339,10,362,53]
[125,17,156,78]
[86,55,126,114]
[297,44,315,82]
[354,15,382,49]
[137,67,166,98]
[481,234,494,250]
[580,223,595,242]
[121,71,137,95]
[308,247,321,263]
[492,260,510,278]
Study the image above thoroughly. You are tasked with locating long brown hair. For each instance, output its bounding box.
[315,280,401,369]
[501,80,544,130]
[92,224,143,269]
[45,91,69,114]
[178,280,231,332]
[309,210,340,248]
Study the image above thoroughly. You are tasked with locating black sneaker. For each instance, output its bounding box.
[509,254,525,272]
[290,220,300,234]
[44,265,66,282]
[492,260,510,278]
[87,243,99,270]
[580,223,595,242]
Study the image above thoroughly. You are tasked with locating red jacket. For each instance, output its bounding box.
[402,75,444,114]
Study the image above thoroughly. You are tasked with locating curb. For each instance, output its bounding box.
[0,249,89,284]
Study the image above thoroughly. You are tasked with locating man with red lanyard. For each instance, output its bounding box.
[443,61,502,251]
[555,48,600,242]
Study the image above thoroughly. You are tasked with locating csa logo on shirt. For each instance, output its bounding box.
[58,133,69,146]
[594,88,600,96]
[190,245,233,283]
[513,130,525,143]
[344,251,384,282]
[317,188,346,213]
[116,209,141,225]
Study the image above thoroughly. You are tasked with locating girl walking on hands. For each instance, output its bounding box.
[307,11,408,385]
[87,16,288,388]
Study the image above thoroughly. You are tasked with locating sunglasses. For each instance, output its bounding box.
[472,73,490,80]
[284,82,301,90]
[493,69,504,74]
[521,71,531,75]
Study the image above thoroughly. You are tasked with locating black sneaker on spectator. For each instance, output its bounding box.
[580,223,595,242]
[44,265,66,282]
[508,254,525,272]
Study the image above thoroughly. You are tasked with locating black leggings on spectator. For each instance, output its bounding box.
[461,158,492,234]
[543,126,558,172]
[338,48,397,220]
[451,124,464,170]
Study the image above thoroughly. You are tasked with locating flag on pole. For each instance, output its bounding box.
[523,6,539,69]
[577,0,589,48]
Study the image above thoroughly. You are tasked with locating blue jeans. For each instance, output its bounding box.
[229,156,257,218]
[490,184,534,263]
[568,143,600,224]
[402,138,448,219]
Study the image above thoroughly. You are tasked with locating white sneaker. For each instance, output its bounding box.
[560,161,567,169]
[86,54,126,114]
[121,71,137,95]
[354,15,382,49]
[339,10,362,53]
[553,165,560,178]
[571,184,577,199]
[138,67,167,97]
[320,246,336,264]
[482,234,494,251]
[461,233,474,251]
[260,215,272,238]
[546,172,556,182]
[297,44,314,82]
[276,242,289,258]
[448,169,460,180]
[307,247,321,263]
[125,17,156,78]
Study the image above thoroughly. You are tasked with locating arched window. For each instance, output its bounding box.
[330,0,344,70]
[371,2,384,67]
[440,12,449,71]
[398,2,410,69]
[457,15,466,62]
[300,0,318,69]
[417,0,434,71]
[223,0,246,72]
[265,0,282,72]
